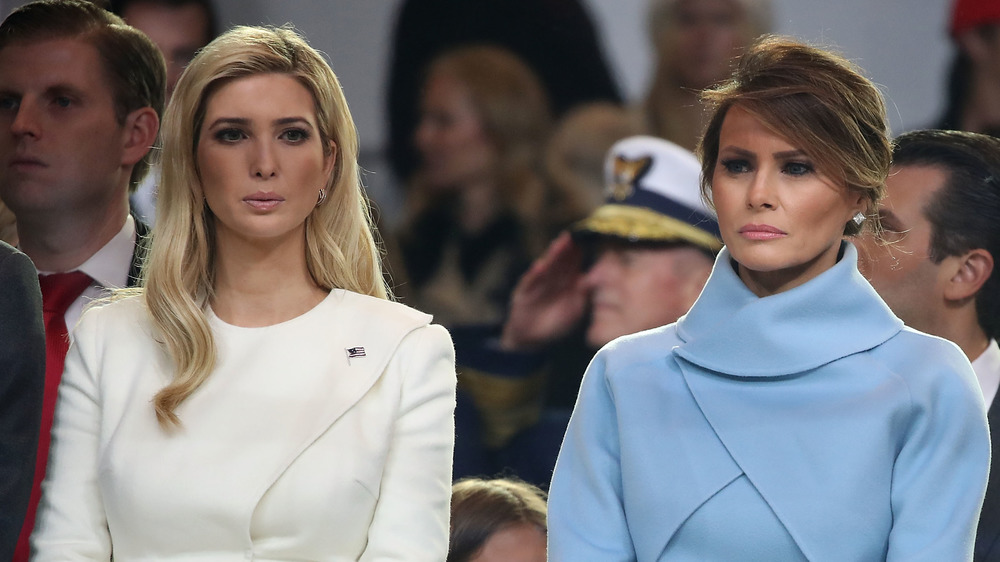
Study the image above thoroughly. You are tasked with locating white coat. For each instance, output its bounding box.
[32,289,457,561]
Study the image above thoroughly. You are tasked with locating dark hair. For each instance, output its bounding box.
[448,477,547,562]
[937,25,999,131]
[108,0,218,42]
[893,129,1000,340]
[0,0,166,189]
[698,35,892,236]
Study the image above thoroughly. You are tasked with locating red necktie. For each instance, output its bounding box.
[14,272,93,561]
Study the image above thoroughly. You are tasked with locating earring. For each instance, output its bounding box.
[316,189,326,207]
[852,211,865,226]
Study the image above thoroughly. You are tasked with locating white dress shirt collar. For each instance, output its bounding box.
[37,215,137,334]
[972,338,1000,411]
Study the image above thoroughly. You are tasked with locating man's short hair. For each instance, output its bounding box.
[0,0,166,188]
[893,129,1000,340]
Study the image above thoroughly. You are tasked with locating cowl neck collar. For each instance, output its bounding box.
[674,242,902,377]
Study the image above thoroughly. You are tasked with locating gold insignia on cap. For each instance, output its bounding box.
[609,155,653,201]
[574,204,722,253]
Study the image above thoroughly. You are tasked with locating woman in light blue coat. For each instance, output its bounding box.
[548,36,991,561]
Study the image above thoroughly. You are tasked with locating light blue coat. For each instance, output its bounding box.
[549,243,990,561]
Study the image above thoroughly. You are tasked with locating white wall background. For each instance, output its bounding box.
[2,0,955,216]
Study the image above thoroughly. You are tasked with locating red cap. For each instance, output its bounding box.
[950,0,1000,37]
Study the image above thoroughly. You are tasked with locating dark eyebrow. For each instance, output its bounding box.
[773,149,809,159]
[878,208,902,226]
[45,84,87,100]
[719,146,811,162]
[718,146,755,158]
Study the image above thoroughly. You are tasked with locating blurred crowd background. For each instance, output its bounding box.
[0,0,949,227]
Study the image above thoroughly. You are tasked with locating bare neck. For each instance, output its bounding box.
[210,228,328,328]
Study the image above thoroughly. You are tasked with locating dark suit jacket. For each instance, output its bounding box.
[0,242,45,560]
[977,395,1000,561]
[14,217,147,557]
[126,216,150,288]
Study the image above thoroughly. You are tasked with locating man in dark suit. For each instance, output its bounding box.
[0,241,44,560]
[0,2,165,557]
[857,129,1000,561]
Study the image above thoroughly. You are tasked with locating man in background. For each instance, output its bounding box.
[936,0,1000,134]
[454,135,721,485]
[0,1,164,557]
[111,0,217,223]
[857,129,1000,561]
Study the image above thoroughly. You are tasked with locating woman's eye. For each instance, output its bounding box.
[720,159,749,174]
[784,161,813,176]
[281,128,310,143]
[215,128,245,142]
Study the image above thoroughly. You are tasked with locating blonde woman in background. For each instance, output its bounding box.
[640,0,771,152]
[539,0,770,226]
[393,45,553,326]
[32,25,456,561]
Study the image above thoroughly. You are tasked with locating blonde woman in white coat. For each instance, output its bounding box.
[32,26,457,561]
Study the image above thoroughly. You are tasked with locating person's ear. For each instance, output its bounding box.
[851,191,866,217]
[943,248,994,302]
[322,140,337,182]
[121,107,160,168]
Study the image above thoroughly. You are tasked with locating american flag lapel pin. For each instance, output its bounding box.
[346,346,366,360]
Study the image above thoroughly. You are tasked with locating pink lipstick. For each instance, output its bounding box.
[243,191,284,211]
[739,224,786,240]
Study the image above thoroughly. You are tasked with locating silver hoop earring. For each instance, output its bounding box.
[852,211,865,226]
[316,189,327,207]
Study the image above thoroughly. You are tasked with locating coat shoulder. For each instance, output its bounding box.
[866,326,979,406]
[594,323,682,380]
[334,290,433,330]
[75,293,148,333]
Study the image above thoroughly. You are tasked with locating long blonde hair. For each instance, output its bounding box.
[144,25,388,427]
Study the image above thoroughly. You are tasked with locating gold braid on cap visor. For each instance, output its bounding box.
[573,204,722,253]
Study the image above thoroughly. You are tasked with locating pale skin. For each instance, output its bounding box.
[500,231,712,350]
[414,71,500,234]
[469,523,547,562]
[857,164,992,361]
[500,232,587,350]
[710,106,865,297]
[121,1,212,96]
[0,37,158,272]
[646,0,754,151]
[196,73,335,328]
